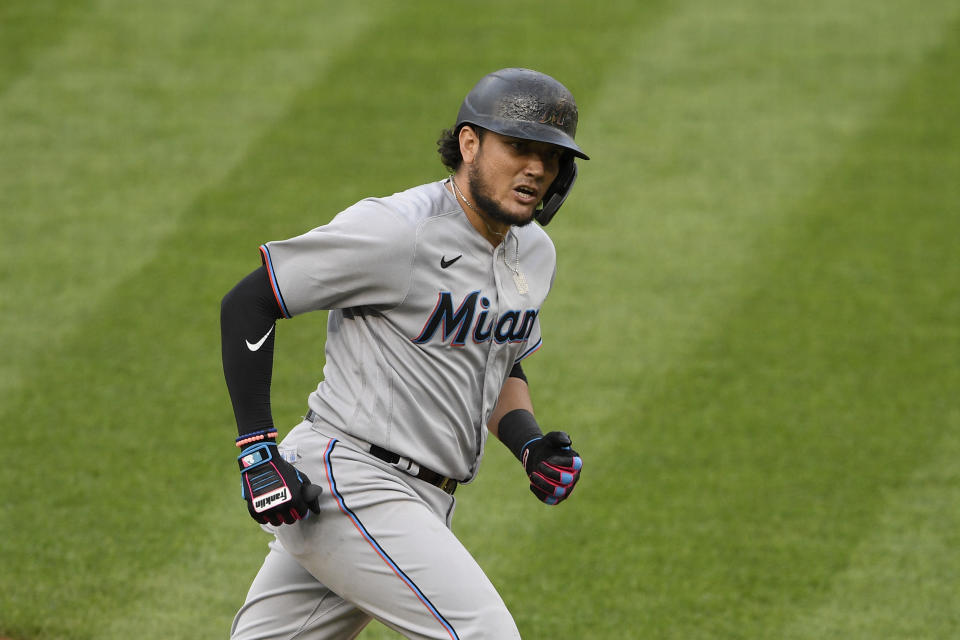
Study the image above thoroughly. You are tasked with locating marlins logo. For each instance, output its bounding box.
[538,99,577,132]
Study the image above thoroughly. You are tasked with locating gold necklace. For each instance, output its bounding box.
[450,176,506,241]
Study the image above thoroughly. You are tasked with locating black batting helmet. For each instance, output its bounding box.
[454,68,589,225]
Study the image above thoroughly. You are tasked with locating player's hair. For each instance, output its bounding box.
[436,125,485,172]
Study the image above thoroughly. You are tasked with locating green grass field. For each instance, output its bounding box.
[2,1,959,638]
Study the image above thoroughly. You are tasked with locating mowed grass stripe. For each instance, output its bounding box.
[781,413,960,639]
[670,30,960,636]
[0,0,380,400]
[775,20,960,638]
[464,2,960,638]
[677,10,958,640]
[0,0,96,95]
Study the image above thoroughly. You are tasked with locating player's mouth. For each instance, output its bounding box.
[512,184,540,205]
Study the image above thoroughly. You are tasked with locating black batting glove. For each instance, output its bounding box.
[521,431,583,505]
[499,409,584,505]
[237,438,322,526]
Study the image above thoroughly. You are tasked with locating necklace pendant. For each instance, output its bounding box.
[513,271,529,295]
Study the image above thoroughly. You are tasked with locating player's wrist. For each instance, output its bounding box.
[235,428,278,449]
[236,434,321,525]
[497,409,543,467]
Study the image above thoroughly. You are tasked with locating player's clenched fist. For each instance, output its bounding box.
[498,409,583,505]
[521,431,582,505]
[237,433,322,525]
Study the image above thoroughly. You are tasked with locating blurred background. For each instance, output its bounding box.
[2,1,958,638]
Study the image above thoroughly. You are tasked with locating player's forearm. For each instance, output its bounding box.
[220,266,284,436]
[487,370,535,439]
[490,364,583,505]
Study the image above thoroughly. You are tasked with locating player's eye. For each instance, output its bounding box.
[540,149,562,167]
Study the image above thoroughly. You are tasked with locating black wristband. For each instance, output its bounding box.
[497,409,543,463]
[508,361,527,383]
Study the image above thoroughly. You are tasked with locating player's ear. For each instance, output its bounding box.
[458,125,481,165]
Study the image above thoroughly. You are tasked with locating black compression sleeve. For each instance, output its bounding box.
[220,266,285,436]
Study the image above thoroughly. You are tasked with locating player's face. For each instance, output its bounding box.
[467,131,563,228]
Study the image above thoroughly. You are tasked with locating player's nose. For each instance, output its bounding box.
[527,155,544,175]
[520,152,548,181]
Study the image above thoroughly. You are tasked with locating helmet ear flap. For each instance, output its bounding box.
[535,160,578,226]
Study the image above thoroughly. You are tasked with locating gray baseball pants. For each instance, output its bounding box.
[230,421,521,640]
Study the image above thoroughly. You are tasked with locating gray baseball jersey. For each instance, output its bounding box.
[258,179,556,482]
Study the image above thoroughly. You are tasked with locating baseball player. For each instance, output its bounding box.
[220,68,587,639]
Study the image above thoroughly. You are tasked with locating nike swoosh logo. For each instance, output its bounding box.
[440,254,462,269]
[245,325,275,352]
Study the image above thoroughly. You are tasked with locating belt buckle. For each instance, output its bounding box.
[437,477,456,495]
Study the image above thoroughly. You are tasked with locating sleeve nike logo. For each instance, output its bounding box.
[245,325,275,351]
[440,254,463,269]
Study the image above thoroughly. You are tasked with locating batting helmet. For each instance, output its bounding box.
[455,68,589,225]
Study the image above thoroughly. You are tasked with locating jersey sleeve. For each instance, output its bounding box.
[514,320,543,363]
[259,200,417,317]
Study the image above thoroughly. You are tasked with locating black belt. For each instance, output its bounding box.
[305,410,457,495]
[368,444,458,495]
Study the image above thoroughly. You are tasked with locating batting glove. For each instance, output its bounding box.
[237,439,322,526]
[522,431,583,505]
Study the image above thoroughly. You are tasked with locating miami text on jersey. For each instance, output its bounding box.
[412,291,538,347]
